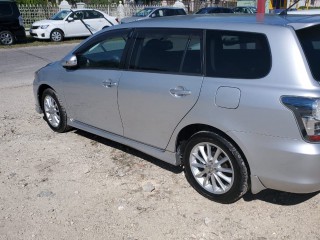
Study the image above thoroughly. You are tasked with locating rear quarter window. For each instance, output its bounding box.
[0,3,13,17]
[296,25,320,82]
[205,30,271,79]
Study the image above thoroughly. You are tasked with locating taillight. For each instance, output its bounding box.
[282,96,320,142]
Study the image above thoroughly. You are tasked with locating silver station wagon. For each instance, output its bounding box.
[33,14,320,203]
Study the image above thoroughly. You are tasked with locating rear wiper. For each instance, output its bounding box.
[279,0,300,15]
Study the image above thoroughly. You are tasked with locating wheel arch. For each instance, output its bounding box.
[37,84,54,110]
[50,28,65,37]
[175,124,251,176]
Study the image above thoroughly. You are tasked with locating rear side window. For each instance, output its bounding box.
[0,3,13,16]
[296,25,320,82]
[206,30,271,79]
[129,29,202,75]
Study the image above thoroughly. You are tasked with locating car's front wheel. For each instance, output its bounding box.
[183,132,248,204]
[41,89,70,133]
[0,31,14,45]
[50,29,63,42]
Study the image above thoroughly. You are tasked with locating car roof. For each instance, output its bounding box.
[115,14,320,30]
[200,7,231,9]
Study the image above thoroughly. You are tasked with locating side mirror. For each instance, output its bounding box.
[151,13,156,18]
[62,55,78,68]
[67,17,74,22]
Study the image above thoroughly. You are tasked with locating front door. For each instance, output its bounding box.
[64,10,90,37]
[61,29,131,135]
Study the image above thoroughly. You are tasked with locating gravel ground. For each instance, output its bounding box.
[0,45,319,240]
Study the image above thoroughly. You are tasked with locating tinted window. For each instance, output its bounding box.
[77,31,129,69]
[70,11,84,20]
[176,9,186,15]
[129,29,202,74]
[206,30,271,79]
[0,3,13,16]
[86,10,103,19]
[296,25,320,81]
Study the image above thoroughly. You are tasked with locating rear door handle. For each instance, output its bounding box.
[102,79,117,88]
[169,86,191,98]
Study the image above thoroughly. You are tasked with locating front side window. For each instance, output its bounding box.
[129,29,202,75]
[77,31,129,69]
[296,25,320,82]
[86,10,103,19]
[70,11,84,20]
[206,30,271,79]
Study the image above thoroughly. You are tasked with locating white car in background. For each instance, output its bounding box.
[30,9,118,42]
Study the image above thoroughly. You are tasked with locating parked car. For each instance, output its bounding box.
[121,7,186,24]
[30,9,118,42]
[233,6,257,14]
[287,9,320,15]
[33,14,320,204]
[195,7,234,14]
[0,0,26,45]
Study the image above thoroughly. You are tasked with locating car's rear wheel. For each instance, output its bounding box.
[183,132,248,204]
[41,89,70,133]
[0,31,14,45]
[50,29,63,42]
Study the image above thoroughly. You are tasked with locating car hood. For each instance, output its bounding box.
[32,19,59,26]
[121,16,145,23]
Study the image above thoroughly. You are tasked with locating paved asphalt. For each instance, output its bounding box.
[0,44,78,89]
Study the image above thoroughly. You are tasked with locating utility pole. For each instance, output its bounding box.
[257,0,265,13]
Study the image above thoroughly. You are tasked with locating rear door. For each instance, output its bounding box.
[118,28,203,149]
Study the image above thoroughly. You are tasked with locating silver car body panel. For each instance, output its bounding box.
[33,15,320,194]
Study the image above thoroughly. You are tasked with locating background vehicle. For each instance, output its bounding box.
[120,7,186,23]
[30,9,118,42]
[0,0,26,45]
[287,9,320,15]
[33,15,320,204]
[195,7,234,14]
[233,6,257,14]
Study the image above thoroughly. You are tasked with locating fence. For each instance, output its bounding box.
[18,1,235,28]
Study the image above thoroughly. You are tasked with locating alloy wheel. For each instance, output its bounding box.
[43,95,60,127]
[189,142,234,194]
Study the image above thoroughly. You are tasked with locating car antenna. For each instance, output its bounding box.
[279,0,300,15]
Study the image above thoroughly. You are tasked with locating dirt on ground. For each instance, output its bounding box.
[0,49,320,240]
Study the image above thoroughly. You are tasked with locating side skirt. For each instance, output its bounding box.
[68,119,179,166]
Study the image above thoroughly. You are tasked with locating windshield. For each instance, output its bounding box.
[296,25,320,81]
[50,10,70,20]
[134,8,155,17]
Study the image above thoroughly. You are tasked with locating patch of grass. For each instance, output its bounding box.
[0,36,83,49]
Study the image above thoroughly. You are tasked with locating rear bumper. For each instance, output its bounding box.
[230,131,320,194]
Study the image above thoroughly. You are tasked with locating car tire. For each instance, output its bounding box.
[50,29,63,42]
[0,30,14,45]
[41,89,70,133]
[183,131,248,204]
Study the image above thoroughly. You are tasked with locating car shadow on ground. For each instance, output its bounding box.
[243,189,319,205]
[74,129,319,205]
[74,129,183,174]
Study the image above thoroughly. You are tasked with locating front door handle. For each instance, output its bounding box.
[102,79,117,88]
[169,86,191,98]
